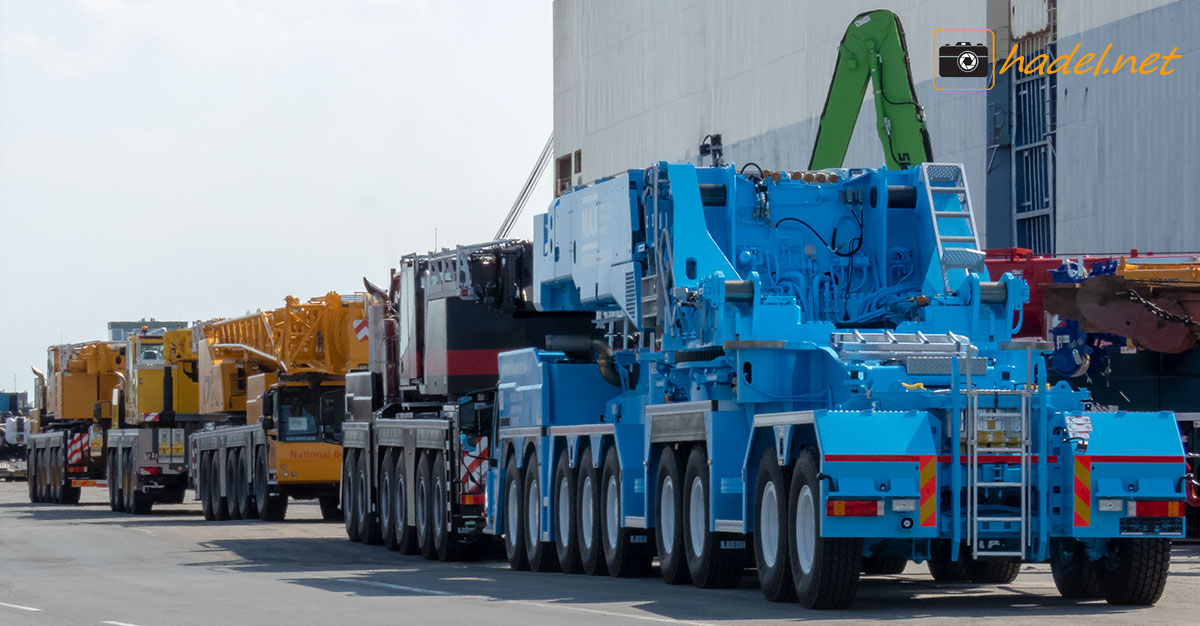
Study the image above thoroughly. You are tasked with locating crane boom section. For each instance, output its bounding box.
[809,10,933,170]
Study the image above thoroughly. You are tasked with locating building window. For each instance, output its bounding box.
[556,153,573,196]
[573,150,582,174]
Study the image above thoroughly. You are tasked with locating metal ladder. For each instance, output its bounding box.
[966,386,1032,559]
[919,163,987,294]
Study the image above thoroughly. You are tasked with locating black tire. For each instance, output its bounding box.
[27,451,38,503]
[682,446,740,588]
[552,449,582,574]
[754,448,795,601]
[788,448,860,610]
[343,450,361,541]
[36,450,48,503]
[225,450,242,520]
[416,451,436,560]
[213,451,230,521]
[253,447,269,519]
[108,451,120,511]
[576,447,607,576]
[601,446,651,578]
[50,448,63,503]
[655,446,690,585]
[431,451,460,561]
[1050,539,1102,599]
[968,559,1020,584]
[257,447,288,521]
[200,452,216,521]
[123,448,137,514]
[926,540,970,582]
[863,554,908,576]
[380,450,399,550]
[1096,538,1171,606]
[393,449,419,554]
[236,448,255,520]
[523,454,557,571]
[503,452,528,570]
[319,496,340,521]
[356,448,382,544]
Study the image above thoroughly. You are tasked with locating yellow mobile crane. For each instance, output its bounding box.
[190,293,368,522]
[26,341,124,504]
[104,327,207,514]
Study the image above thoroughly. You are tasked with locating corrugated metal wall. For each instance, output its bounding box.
[1055,0,1199,252]
[553,0,1198,251]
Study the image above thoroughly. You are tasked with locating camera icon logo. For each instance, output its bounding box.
[933,29,995,90]
[940,42,989,77]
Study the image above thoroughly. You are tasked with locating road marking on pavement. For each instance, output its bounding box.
[102,621,143,626]
[334,578,454,596]
[333,578,713,625]
[506,599,717,626]
[0,601,41,612]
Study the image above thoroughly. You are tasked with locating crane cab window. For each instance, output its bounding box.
[137,343,164,363]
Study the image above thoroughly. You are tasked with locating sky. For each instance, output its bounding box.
[0,0,554,395]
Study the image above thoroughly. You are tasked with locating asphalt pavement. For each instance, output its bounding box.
[1,482,1197,626]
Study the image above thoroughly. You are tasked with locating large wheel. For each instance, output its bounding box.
[431,451,460,561]
[576,447,607,576]
[213,451,230,521]
[27,450,38,503]
[129,447,152,515]
[968,559,1020,584]
[1096,538,1171,605]
[225,450,242,520]
[788,448,860,610]
[392,449,419,554]
[60,450,81,505]
[552,449,581,574]
[503,452,528,570]
[682,446,741,588]
[416,451,436,559]
[655,446,690,585]
[49,448,63,503]
[254,447,286,521]
[601,446,650,577]
[863,554,908,576]
[356,448,382,544]
[754,448,795,601]
[380,450,399,550]
[108,451,120,511]
[235,449,255,519]
[1050,539,1102,599]
[523,454,557,571]
[35,450,47,502]
[927,540,970,582]
[200,452,217,521]
[343,449,361,540]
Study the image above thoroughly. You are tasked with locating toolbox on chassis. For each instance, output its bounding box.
[483,161,1188,609]
[340,240,598,559]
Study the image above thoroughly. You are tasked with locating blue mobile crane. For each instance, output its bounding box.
[483,160,1187,609]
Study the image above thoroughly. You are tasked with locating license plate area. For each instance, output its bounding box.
[1119,517,1184,536]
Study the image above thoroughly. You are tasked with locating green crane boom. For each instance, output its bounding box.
[809,10,934,170]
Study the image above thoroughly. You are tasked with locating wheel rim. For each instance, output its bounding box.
[689,476,706,559]
[381,469,392,532]
[660,475,676,549]
[557,474,570,545]
[760,481,779,568]
[605,474,619,548]
[796,484,816,574]
[580,475,594,549]
[506,477,518,548]
[527,475,540,548]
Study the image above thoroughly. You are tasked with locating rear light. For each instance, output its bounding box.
[826,500,883,517]
[460,493,485,506]
[138,466,162,476]
[67,466,87,474]
[1130,501,1186,517]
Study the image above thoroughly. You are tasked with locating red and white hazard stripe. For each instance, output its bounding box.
[66,432,89,465]
[459,437,489,494]
[353,319,369,342]
[142,412,160,422]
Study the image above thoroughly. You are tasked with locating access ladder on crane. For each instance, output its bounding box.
[919,163,987,294]
[965,385,1033,559]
